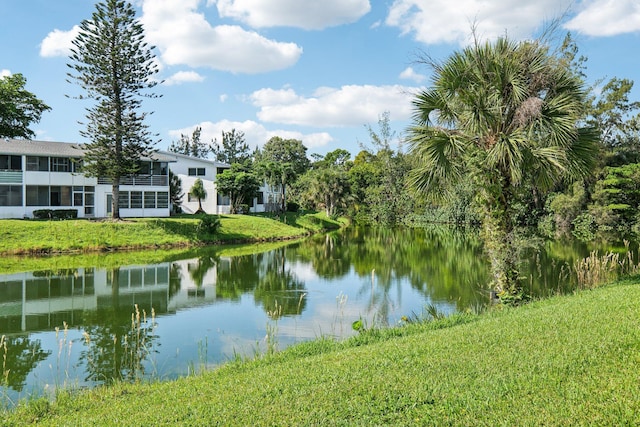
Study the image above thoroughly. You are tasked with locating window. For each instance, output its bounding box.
[130,191,142,209]
[152,162,168,176]
[257,192,264,205]
[73,187,84,207]
[157,192,169,209]
[82,187,95,215]
[0,185,22,206]
[138,162,151,175]
[26,186,50,206]
[144,192,156,208]
[71,159,83,173]
[217,167,229,175]
[50,157,71,172]
[50,186,71,206]
[217,194,230,206]
[0,155,22,171]
[26,156,49,171]
[119,191,130,209]
[188,167,205,176]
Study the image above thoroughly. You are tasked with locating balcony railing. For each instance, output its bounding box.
[98,175,168,186]
[0,171,23,184]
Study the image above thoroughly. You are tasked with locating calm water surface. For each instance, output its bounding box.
[0,226,610,405]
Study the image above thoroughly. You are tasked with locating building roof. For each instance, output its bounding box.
[158,150,230,168]
[0,139,175,162]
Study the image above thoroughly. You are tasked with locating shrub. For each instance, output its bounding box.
[197,214,221,235]
[32,209,78,220]
[286,201,299,212]
[571,213,596,242]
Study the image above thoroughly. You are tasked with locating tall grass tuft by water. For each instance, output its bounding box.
[573,241,640,289]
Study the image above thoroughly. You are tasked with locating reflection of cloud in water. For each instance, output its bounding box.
[215,333,264,362]
[277,293,371,341]
[288,261,318,282]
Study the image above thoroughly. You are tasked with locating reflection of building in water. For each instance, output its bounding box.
[0,259,220,335]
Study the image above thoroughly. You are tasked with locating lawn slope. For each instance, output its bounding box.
[0,212,345,255]
[4,280,640,425]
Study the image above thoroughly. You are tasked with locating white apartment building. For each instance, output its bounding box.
[0,139,281,219]
[0,139,173,219]
[163,151,281,215]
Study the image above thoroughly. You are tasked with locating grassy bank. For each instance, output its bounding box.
[0,212,346,256]
[4,280,640,425]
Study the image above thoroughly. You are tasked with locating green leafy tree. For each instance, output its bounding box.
[190,178,207,214]
[212,129,251,165]
[215,163,260,214]
[169,170,183,214]
[255,137,310,212]
[168,127,209,158]
[294,149,352,216]
[0,73,51,139]
[589,163,640,236]
[348,113,413,225]
[409,36,598,298]
[67,0,160,219]
[588,78,640,151]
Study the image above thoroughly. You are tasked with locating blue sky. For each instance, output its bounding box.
[2,0,640,157]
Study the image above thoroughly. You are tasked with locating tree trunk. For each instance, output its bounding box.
[112,181,120,219]
[481,178,520,299]
[281,183,286,212]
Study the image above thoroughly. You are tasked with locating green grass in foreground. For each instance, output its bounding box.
[4,280,640,426]
[0,212,345,256]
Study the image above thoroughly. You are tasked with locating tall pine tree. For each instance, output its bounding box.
[67,0,160,219]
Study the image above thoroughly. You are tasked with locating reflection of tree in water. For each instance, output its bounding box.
[78,268,159,384]
[292,232,351,279]
[168,262,182,299]
[254,248,307,318]
[215,254,262,300]
[326,226,490,314]
[0,335,50,392]
[212,247,308,317]
[188,251,220,288]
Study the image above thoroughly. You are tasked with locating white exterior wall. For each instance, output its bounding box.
[22,170,97,219]
[0,141,172,219]
[166,154,230,214]
[165,153,285,215]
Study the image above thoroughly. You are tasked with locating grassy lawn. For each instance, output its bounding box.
[4,280,640,425]
[0,212,345,256]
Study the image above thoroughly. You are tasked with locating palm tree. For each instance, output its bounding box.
[190,178,207,214]
[408,36,598,298]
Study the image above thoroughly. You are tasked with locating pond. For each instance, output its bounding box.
[0,226,617,406]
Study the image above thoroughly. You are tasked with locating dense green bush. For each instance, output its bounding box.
[197,214,221,235]
[32,209,78,220]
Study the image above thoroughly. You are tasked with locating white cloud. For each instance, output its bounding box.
[386,0,572,45]
[399,66,426,83]
[40,25,80,57]
[168,119,333,150]
[162,71,205,85]
[250,84,417,127]
[215,0,371,30]
[141,0,302,73]
[0,69,11,77]
[219,94,228,103]
[40,1,303,74]
[565,0,640,36]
